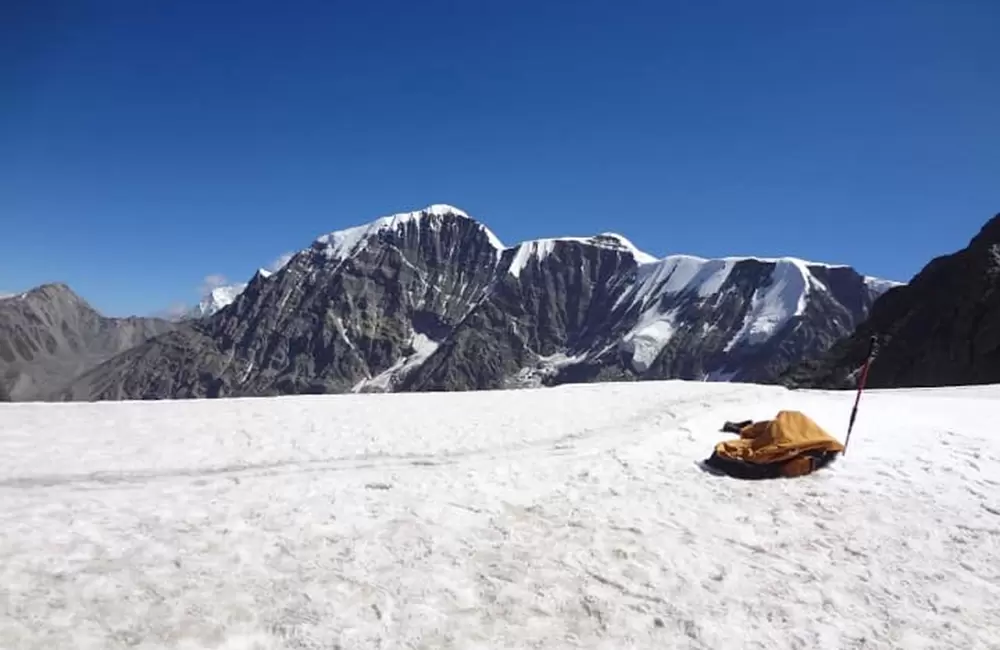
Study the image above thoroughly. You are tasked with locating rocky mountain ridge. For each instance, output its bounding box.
[783,212,1000,389]
[56,204,896,401]
[0,284,175,399]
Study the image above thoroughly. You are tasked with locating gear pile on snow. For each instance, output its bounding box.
[704,410,844,479]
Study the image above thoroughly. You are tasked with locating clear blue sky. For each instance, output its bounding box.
[2,0,997,316]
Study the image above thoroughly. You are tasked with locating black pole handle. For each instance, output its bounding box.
[867,334,880,359]
[844,334,880,455]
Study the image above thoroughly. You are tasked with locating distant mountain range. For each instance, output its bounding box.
[0,203,900,402]
[0,284,174,400]
[11,204,994,403]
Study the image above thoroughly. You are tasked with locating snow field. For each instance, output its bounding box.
[1,381,998,649]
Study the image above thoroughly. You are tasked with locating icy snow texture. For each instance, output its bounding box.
[724,258,810,350]
[630,255,738,301]
[620,309,679,372]
[632,254,840,303]
[617,254,853,370]
[1,382,998,649]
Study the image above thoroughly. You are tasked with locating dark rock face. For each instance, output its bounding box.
[56,205,893,401]
[220,211,503,395]
[534,257,887,389]
[0,284,175,399]
[403,238,641,392]
[65,209,505,399]
[784,213,1000,389]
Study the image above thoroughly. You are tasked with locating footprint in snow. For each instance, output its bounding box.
[966,486,986,500]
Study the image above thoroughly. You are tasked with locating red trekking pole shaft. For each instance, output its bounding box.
[844,335,879,455]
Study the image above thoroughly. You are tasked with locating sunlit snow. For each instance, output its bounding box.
[1,381,997,649]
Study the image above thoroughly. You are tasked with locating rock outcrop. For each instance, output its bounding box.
[784,213,1000,389]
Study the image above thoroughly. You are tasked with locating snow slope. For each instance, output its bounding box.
[724,258,811,351]
[351,332,440,393]
[613,255,831,371]
[1,382,997,649]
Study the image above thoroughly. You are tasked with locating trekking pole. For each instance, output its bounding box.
[844,335,879,455]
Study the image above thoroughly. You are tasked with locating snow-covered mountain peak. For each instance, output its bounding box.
[506,233,658,277]
[188,283,247,319]
[313,204,505,260]
[588,233,658,264]
[421,203,471,218]
[306,205,900,294]
[175,264,282,322]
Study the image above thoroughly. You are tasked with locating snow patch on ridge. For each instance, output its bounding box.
[352,332,440,393]
[865,276,904,295]
[508,240,558,278]
[507,233,657,278]
[508,351,589,388]
[724,259,810,351]
[620,308,680,373]
[620,256,737,311]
